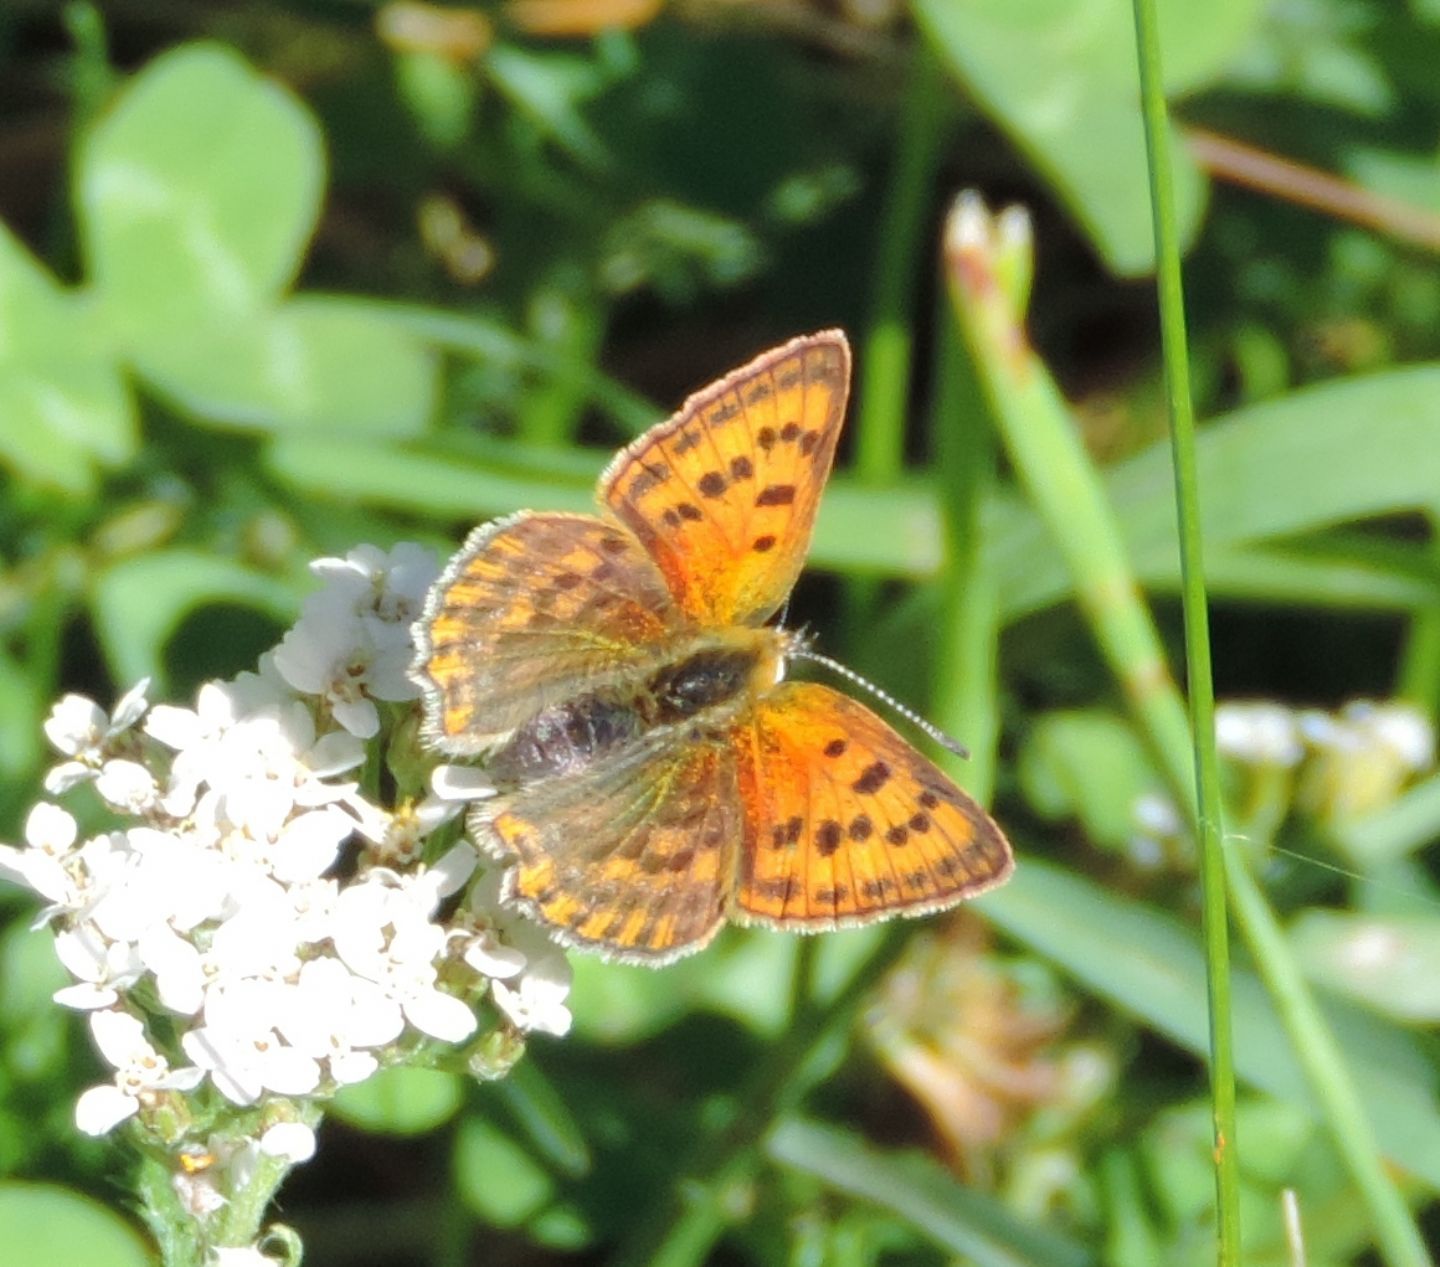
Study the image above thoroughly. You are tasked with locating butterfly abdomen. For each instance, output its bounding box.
[487,632,781,786]
[488,694,644,783]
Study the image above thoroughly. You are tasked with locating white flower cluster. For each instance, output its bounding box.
[1130,698,1437,862]
[0,544,572,1147]
[1215,698,1435,775]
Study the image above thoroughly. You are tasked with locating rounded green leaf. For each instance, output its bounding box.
[132,298,435,436]
[453,1115,555,1228]
[0,1183,153,1267]
[0,226,134,492]
[330,1067,464,1135]
[79,43,324,334]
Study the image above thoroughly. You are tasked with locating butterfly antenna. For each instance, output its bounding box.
[789,649,971,759]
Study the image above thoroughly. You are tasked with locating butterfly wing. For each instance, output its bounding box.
[476,730,743,963]
[600,331,850,628]
[413,511,688,752]
[732,683,1012,929]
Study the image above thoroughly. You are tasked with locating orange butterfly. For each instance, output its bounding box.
[412,331,1012,965]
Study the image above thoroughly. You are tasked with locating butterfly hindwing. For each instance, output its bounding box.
[414,511,687,751]
[600,331,850,628]
[476,731,743,963]
[732,683,1012,929]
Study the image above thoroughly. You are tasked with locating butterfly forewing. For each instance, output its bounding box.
[476,731,744,963]
[414,511,687,751]
[600,331,850,628]
[732,683,1012,929]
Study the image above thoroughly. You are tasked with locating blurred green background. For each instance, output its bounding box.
[5,1,1440,1263]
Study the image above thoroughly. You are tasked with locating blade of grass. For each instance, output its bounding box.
[853,44,948,489]
[846,42,949,650]
[1129,0,1240,1258]
[1133,7,1429,1259]
[767,1118,1095,1267]
[929,299,1003,802]
[944,195,1430,1267]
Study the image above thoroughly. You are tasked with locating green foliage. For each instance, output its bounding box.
[2,2,1440,1264]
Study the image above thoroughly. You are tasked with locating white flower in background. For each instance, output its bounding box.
[42,679,150,794]
[74,1009,204,1135]
[1215,702,1304,767]
[1342,700,1434,771]
[1299,699,1436,821]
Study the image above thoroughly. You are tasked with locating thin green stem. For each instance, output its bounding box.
[944,196,1429,1267]
[846,46,949,649]
[853,47,948,487]
[929,303,1002,803]
[1129,1,1241,1258]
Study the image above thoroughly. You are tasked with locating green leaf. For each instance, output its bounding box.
[331,1067,464,1135]
[77,44,434,436]
[0,225,134,493]
[453,1114,556,1228]
[1018,710,1161,850]
[982,860,1440,1186]
[0,648,46,782]
[265,435,946,575]
[0,1183,153,1267]
[768,1118,1095,1267]
[1290,910,1440,1023]
[89,550,301,688]
[913,0,1257,274]
[992,365,1440,621]
[132,297,435,436]
[79,42,323,331]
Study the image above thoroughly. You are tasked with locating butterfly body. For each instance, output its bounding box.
[413,332,1012,965]
[486,626,785,786]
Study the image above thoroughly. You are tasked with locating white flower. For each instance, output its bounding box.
[1344,701,1434,772]
[491,952,573,1038]
[182,978,323,1105]
[273,957,402,1085]
[358,794,463,868]
[430,764,496,803]
[463,869,573,1037]
[94,759,162,815]
[1215,702,1303,767]
[260,1120,317,1163]
[74,1009,203,1135]
[210,1247,283,1267]
[42,679,150,794]
[273,544,437,738]
[0,802,79,905]
[312,542,438,635]
[332,863,478,1044]
[53,924,146,1010]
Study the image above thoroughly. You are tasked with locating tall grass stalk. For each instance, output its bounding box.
[1129,1,1241,1258]
[1131,7,1429,1264]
